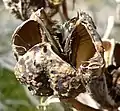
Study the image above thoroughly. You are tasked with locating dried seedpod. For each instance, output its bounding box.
[12,20,42,60]
[3,0,46,20]
[62,11,104,72]
[15,42,85,97]
[104,41,120,106]
[62,12,119,108]
[3,0,69,21]
[109,67,120,105]
[12,8,63,61]
[12,9,85,98]
[12,9,118,109]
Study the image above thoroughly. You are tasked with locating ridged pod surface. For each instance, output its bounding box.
[12,9,107,100]
[15,43,84,97]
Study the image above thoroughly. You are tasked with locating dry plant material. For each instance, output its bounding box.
[14,42,77,96]
[102,39,115,67]
[114,43,120,68]
[3,0,69,21]
[61,98,101,111]
[104,41,120,107]
[12,8,103,97]
[12,8,119,110]
[12,8,63,60]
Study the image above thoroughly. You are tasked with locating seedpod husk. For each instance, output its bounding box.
[12,10,107,101]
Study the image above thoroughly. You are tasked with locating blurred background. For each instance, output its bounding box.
[0,0,119,111]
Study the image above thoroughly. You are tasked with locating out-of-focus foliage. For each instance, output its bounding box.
[0,68,38,111]
[0,66,74,111]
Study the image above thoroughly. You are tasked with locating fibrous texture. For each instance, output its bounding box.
[12,9,108,103]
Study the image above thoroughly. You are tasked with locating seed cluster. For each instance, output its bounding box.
[13,10,104,99]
